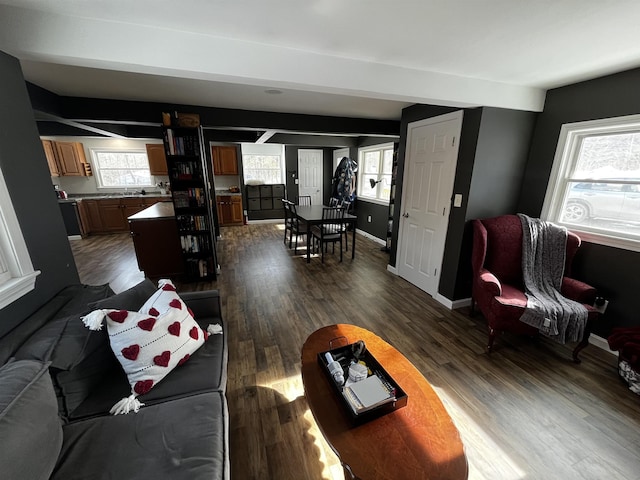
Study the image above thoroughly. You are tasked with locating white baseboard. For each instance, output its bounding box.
[386,264,398,275]
[68,235,82,240]
[355,228,386,246]
[247,219,283,224]
[430,292,616,356]
[589,334,616,355]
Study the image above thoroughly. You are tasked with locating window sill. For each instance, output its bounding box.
[0,270,41,310]
[564,227,640,253]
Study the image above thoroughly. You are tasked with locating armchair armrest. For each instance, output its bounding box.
[561,277,597,305]
[478,269,502,298]
[180,290,222,320]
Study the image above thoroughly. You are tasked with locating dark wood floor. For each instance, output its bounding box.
[70,225,640,480]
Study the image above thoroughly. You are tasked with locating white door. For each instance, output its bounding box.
[397,111,463,297]
[298,149,323,205]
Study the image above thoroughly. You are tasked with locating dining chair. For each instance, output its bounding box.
[339,200,352,251]
[328,197,339,207]
[285,201,305,254]
[296,195,312,206]
[310,207,345,263]
[282,199,292,246]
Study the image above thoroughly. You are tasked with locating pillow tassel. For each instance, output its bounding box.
[207,323,223,335]
[109,394,144,415]
[81,310,109,331]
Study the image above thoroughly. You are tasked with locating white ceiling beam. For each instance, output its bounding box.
[255,130,277,144]
[0,5,546,112]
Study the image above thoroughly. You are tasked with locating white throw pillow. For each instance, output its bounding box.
[82,279,212,414]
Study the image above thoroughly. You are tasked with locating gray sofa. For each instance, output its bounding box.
[0,279,229,480]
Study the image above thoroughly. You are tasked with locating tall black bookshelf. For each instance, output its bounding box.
[384,144,399,252]
[162,123,217,281]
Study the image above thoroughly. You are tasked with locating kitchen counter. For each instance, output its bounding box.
[60,192,171,202]
[128,201,175,221]
[215,190,242,196]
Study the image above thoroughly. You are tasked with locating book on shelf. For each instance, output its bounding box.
[342,373,396,415]
[163,128,201,156]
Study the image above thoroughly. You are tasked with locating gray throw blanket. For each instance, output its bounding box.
[518,214,588,344]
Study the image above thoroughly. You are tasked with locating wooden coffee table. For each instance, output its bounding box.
[301,324,468,480]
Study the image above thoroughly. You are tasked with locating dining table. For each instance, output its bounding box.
[294,205,357,263]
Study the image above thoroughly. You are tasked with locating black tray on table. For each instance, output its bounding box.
[317,341,408,424]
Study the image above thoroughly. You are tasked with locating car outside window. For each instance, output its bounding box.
[542,115,640,252]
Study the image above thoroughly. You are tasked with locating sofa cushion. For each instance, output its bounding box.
[0,360,63,480]
[70,314,227,419]
[82,279,210,414]
[87,278,157,311]
[52,391,230,480]
[0,284,112,365]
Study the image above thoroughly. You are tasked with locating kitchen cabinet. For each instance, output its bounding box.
[79,196,163,234]
[42,140,92,177]
[216,195,243,225]
[212,146,239,175]
[42,140,60,176]
[145,143,168,176]
[99,199,126,232]
[54,141,92,176]
[129,204,184,279]
[78,200,102,234]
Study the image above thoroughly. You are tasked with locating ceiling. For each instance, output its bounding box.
[1,0,640,124]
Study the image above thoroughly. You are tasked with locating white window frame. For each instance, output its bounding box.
[357,143,394,206]
[541,114,640,252]
[91,148,154,189]
[0,167,40,310]
[240,143,285,185]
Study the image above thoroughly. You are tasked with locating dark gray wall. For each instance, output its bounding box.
[389,104,536,302]
[445,107,537,300]
[518,68,640,334]
[0,51,79,335]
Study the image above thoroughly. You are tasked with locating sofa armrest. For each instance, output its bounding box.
[180,290,222,320]
[478,269,502,298]
[561,277,597,305]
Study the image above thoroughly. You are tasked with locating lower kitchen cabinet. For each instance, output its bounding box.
[78,200,102,234]
[216,195,243,226]
[129,217,184,278]
[78,196,165,234]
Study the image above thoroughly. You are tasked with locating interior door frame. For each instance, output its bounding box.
[395,110,463,297]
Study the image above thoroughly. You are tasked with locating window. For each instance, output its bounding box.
[91,150,152,188]
[0,167,40,310]
[357,143,394,204]
[241,144,285,184]
[542,114,640,252]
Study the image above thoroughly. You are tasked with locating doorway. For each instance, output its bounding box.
[297,149,323,205]
[397,111,463,297]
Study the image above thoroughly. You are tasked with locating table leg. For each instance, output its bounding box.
[306,221,311,263]
[351,220,356,259]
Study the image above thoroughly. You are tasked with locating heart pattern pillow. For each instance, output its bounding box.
[82,279,211,414]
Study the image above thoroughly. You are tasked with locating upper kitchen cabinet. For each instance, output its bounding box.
[212,145,239,175]
[42,140,61,176]
[145,143,168,176]
[43,140,92,177]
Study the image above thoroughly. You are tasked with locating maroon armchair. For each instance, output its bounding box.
[471,215,599,362]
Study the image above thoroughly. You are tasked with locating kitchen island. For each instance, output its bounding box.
[128,202,184,279]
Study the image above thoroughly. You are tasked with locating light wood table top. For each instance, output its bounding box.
[127,201,175,221]
[301,324,468,480]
